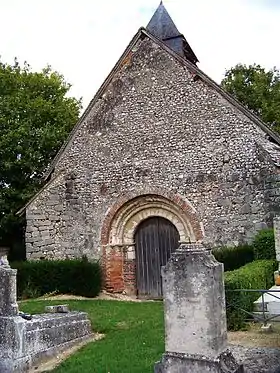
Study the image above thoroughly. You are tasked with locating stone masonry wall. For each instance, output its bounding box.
[26,36,280,260]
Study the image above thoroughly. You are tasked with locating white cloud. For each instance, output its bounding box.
[1,0,280,108]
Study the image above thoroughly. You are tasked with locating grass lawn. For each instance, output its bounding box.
[20,300,165,373]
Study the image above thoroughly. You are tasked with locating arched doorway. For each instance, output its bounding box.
[134,216,180,298]
[101,192,203,295]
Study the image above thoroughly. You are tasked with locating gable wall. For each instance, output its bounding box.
[25,37,279,260]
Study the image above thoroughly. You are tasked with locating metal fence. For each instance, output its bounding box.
[226,288,280,326]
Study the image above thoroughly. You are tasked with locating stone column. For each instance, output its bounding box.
[154,244,243,373]
[0,247,18,316]
[103,244,137,294]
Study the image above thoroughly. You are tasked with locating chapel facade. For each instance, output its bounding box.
[21,3,280,297]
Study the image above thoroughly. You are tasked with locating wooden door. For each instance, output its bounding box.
[134,216,180,298]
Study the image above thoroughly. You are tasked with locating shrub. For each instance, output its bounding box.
[225,259,278,330]
[11,258,102,299]
[252,228,275,260]
[212,244,254,271]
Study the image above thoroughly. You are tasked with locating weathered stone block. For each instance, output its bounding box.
[39,220,52,226]
[49,215,60,221]
[155,351,243,373]
[54,205,64,212]
[38,225,50,231]
[26,215,46,220]
[40,231,50,238]
[0,267,18,317]
[43,238,55,245]
[32,241,45,248]
[25,226,38,233]
[29,252,45,260]
[0,253,92,372]
[162,245,227,358]
[25,243,33,251]
[0,312,93,373]
[44,244,57,251]
[154,244,243,372]
[45,304,69,313]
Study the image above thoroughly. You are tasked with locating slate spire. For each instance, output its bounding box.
[146,2,199,64]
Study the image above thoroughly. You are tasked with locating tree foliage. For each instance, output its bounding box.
[221,63,280,133]
[0,58,81,258]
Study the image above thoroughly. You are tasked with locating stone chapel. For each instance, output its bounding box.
[20,2,280,297]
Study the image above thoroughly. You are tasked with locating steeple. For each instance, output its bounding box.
[146,2,198,65]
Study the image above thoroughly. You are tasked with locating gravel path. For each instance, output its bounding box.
[230,344,280,373]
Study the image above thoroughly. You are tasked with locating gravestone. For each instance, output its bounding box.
[0,247,93,373]
[0,247,19,316]
[154,243,243,373]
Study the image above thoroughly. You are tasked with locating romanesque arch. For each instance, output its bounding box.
[101,189,203,245]
[100,189,204,295]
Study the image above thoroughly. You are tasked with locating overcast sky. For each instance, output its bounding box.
[1,0,280,108]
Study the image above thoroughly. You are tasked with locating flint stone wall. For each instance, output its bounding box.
[26,36,280,260]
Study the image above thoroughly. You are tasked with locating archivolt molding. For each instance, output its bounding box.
[106,194,201,245]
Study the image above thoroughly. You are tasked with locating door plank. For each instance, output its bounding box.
[135,217,179,298]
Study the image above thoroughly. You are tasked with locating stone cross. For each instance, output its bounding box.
[0,247,18,316]
[154,243,243,373]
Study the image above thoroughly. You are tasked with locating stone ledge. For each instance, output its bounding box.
[0,312,93,373]
[24,311,89,330]
[155,350,244,373]
[29,333,95,371]
[1,333,95,373]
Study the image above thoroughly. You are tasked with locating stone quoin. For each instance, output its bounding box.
[18,2,280,297]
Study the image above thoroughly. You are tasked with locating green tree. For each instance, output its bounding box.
[0,58,81,259]
[221,64,280,133]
